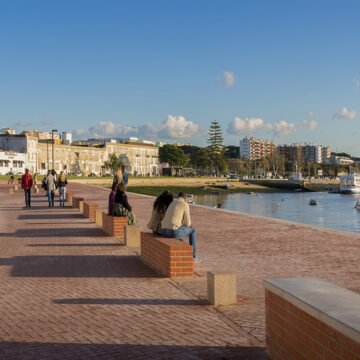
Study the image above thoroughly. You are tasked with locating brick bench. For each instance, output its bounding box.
[83,202,99,220]
[102,214,127,239]
[141,232,194,278]
[264,278,360,360]
[66,192,74,203]
[72,196,84,209]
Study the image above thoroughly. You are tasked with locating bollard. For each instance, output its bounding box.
[9,188,14,194]
[95,209,105,227]
[79,201,84,213]
[14,185,18,191]
[124,225,141,247]
[207,271,237,306]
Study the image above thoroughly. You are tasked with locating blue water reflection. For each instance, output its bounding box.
[194,192,360,233]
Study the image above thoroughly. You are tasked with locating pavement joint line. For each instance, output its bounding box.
[167,279,263,347]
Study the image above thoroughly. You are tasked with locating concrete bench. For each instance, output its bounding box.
[141,232,194,278]
[95,209,106,227]
[66,192,74,203]
[102,213,127,239]
[264,277,360,360]
[83,202,99,220]
[72,196,84,209]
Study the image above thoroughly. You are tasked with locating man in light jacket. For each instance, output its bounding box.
[161,192,201,262]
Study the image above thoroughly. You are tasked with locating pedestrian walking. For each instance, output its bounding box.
[21,169,33,208]
[121,165,129,190]
[46,170,56,207]
[57,171,68,207]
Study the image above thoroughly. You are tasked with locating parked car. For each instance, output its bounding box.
[88,173,97,177]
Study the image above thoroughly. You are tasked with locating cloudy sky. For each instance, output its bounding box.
[1,0,360,154]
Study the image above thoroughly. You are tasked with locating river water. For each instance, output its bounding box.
[193,192,360,233]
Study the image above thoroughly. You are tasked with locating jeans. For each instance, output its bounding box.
[24,189,31,206]
[162,226,197,258]
[47,190,55,204]
[59,187,66,203]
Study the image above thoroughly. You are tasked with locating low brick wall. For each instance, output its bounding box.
[141,232,194,278]
[264,278,360,360]
[83,202,99,220]
[102,214,127,238]
[66,192,74,203]
[72,196,84,209]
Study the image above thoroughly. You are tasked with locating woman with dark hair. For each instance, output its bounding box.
[147,190,174,235]
[108,182,118,215]
[112,182,137,225]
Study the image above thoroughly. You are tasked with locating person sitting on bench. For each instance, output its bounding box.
[161,192,201,262]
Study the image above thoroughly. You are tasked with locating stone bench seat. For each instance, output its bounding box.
[141,232,194,278]
[102,213,127,239]
[72,196,84,209]
[83,202,99,220]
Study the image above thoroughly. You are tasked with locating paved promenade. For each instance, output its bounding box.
[1,183,360,359]
[0,184,266,360]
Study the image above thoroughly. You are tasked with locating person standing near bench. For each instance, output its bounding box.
[21,169,33,208]
[161,192,201,262]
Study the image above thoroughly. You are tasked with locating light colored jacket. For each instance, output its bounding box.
[161,198,191,230]
[46,174,56,191]
[147,208,166,234]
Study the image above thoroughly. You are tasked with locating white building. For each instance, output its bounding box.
[61,131,72,145]
[0,150,26,175]
[326,156,354,165]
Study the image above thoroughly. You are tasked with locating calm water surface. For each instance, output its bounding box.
[193,192,360,233]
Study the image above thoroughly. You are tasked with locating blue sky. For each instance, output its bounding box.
[0,0,360,154]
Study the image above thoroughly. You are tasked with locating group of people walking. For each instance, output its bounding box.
[19,169,68,208]
[42,169,68,207]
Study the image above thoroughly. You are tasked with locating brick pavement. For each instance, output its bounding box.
[67,182,360,344]
[0,185,266,360]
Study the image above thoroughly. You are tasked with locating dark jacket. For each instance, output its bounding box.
[57,178,68,188]
[114,190,132,212]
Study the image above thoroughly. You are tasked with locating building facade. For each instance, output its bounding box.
[240,137,275,160]
[0,134,159,176]
[0,150,26,175]
[277,144,331,164]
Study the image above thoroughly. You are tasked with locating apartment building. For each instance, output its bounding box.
[277,144,331,163]
[240,137,275,160]
[0,150,26,175]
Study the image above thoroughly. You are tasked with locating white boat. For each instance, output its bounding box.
[340,173,360,194]
[186,194,195,205]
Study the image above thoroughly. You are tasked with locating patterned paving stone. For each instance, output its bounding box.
[0,185,266,360]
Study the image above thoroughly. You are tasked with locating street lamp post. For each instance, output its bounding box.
[51,129,57,171]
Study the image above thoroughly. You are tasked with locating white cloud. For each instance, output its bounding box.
[227,117,272,135]
[41,117,53,126]
[298,120,318,131]
[353,78,360,87]
[14,121,29,128]
[273,121,297,137]
[308,112,314,117]
[217,71,235,87]
[333,107,356,120]
[227,117,318,138]
[73,115,199,140]
[157,115,199,139]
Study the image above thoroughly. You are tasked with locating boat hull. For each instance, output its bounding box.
[340,188,360,194]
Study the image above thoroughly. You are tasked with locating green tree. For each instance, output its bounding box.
[159,144,188,167]
[189,148,211,171]
[207,121,225,175]
[224,145,240,159]
[104,153,124,175]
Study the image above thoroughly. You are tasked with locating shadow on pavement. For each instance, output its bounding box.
[18,214,85,219]
[0,255,156,278]
[0,341,268,360]
[0,227,108,238]
[28,243,120,247]
[53,298,208,305]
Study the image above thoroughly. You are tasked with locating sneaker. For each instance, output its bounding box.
[193,257,202,262]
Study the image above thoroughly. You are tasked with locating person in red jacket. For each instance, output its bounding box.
[21,169,33,208]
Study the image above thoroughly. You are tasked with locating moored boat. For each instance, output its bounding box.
[340,173,360,194]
